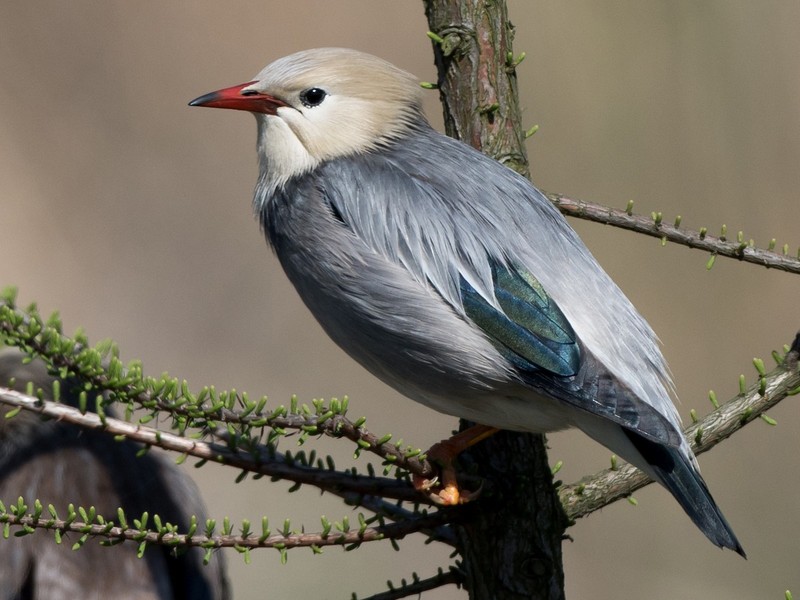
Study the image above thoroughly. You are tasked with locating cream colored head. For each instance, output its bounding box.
[190,48,427,199]
[232,48,425,195]
[254,49,422,139]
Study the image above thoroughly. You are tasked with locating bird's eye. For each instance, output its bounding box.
[299,88,327,108]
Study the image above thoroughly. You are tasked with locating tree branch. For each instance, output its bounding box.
[359,569,463,600]
[548,194,800,275]
[0,385,423,503]
[0,501,455,552]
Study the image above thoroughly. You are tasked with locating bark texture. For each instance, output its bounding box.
[425,0,530,177]
[423,2,568,598]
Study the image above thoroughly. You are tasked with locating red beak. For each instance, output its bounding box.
[188,81,288,115]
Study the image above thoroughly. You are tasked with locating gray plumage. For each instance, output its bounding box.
[190,47,743,555]
[0,348,230,600]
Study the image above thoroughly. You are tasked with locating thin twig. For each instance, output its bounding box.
[218,427,457,545]
[358,569,463,600]
[263,413,437,479]
[0,506,455,551]
[0,387,468,548]
[0,386,423,503]
[548,193,800,275]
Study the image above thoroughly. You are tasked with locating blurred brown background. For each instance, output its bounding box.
[1,1,798,598]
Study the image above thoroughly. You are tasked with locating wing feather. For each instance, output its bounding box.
[310,124,683,441]
[460,262,580,377]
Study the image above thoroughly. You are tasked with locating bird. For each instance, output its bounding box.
[0,347,230,599]
[189,47,744,555]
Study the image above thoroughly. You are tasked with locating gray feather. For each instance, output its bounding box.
[260,121,678,443]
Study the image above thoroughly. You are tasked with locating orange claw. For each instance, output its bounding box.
[413,424,498,505]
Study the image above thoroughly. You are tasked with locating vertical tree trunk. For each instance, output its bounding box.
[424,0,530,178]
[422,2,568,598]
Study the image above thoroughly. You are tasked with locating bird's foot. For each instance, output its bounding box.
[413,471,482,506]
[412,472,483,505]
[412,427,497,505]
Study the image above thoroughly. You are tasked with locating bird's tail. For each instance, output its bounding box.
[623,429,746,557]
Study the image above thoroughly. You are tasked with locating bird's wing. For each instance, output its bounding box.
[459,259,580,378]
[459,258,682,446]
[316,135,682,445]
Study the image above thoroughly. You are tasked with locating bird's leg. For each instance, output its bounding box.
[413,424,499,505]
